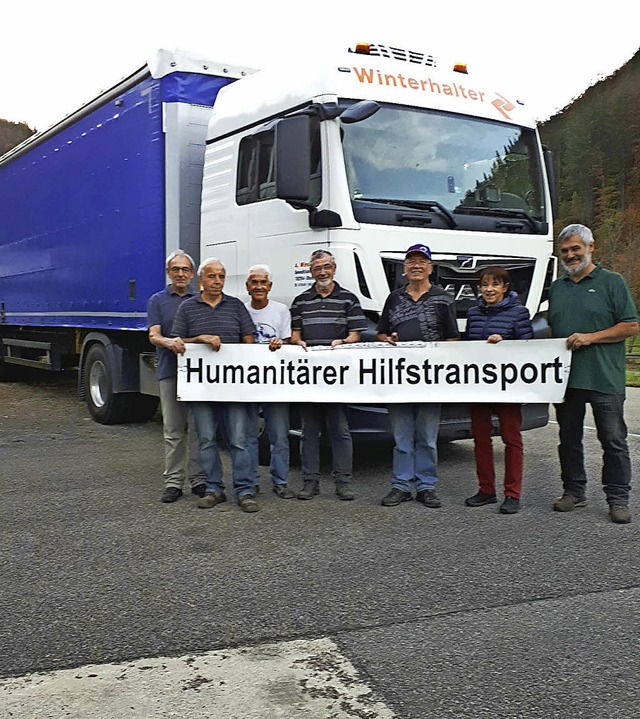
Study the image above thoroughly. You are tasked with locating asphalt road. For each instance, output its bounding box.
[1,374,639,718]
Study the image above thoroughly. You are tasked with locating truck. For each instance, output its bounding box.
[0,44,556,442]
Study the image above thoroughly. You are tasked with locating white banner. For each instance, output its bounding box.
[177,339,571,403]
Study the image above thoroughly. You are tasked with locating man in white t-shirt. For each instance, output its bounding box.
[245,264,294,498]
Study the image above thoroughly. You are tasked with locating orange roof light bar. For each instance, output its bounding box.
[353,43,372,55]
[453,63,468,74]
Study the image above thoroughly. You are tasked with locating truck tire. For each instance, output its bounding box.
[83,344,158,424]
[84,344,130,424]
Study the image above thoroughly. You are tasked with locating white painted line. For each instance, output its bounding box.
[0,638,395,719]
[548,420,640,438]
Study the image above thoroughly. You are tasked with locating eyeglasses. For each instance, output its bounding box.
[404,258,431,266]
[168,266,194,274]
[310,263,335,273]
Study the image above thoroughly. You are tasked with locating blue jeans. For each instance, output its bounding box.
[300,404,352,481]
[388,403,441,491]
[189,402,253,499]
[554,388,631,504]
[247,403,290,486]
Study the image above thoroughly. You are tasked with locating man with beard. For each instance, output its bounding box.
[549,224,638,523]
[290,249,366,501]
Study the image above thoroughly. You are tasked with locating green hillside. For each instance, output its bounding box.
[540,49,640,310]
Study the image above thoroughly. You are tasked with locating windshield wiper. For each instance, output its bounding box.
[453,206,538,233]
[357,197,457,229]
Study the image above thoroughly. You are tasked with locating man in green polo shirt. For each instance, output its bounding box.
[549,224,639,523]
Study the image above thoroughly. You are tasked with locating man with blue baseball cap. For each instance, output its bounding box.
[377,243,459,508]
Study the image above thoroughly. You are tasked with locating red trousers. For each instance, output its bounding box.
[469,403,524,499]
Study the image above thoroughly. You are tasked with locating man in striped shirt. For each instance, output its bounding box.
[290,249,367,501]
[171,258,258,513]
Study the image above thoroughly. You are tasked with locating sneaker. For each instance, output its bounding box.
[197,491,227,509]
[191,484,206,498]
[297,479,320,500]
[381,488,412,506]
[335,481,355,501]
[609,504,632,524]
[416,489,442,508]
[553,493,587,512]
[465,491,497,507]
[238,494,259,513]
[273,484,295,499]
[161,487,183,503]
[499,496,520,514]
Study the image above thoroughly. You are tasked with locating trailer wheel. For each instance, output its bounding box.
[84,344,129,424]
[83,344,159,424]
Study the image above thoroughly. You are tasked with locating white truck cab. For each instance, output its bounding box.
[201,43,555,330]
[200,43,556,439]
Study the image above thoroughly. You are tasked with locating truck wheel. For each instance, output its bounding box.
[83,344,159,424]
[83,344,130,424]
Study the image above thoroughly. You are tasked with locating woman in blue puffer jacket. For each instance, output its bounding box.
[464,266,533,514]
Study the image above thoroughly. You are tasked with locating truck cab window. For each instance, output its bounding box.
[340,102,547,233]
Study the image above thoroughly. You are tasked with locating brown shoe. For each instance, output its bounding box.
[609,504,631,524]
[272,484,295,499]
[335,481,355,501]
[238,494,259,513]
[553,494,586,512]
[416,489,442,508]
[197,491,226,509]
[297,479,320,500]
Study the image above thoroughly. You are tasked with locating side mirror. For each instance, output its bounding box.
[340,100,380,124]
[275,115,310,201]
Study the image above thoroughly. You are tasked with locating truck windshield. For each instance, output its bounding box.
[341,102,548,232]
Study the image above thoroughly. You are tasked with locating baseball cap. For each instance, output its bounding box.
[405,244,432,260]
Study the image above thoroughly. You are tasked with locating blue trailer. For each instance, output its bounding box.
[0,50,253,422]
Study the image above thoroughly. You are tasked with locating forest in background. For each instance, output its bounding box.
[2,50,640,314]
[540,49,640,312]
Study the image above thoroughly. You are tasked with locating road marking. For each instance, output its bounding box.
[548,420,640,438]
[0,638,395,718]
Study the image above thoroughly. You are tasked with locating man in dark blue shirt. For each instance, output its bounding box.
[171,258,258,513]
[290,249,366,501]
[148,250,206,504]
